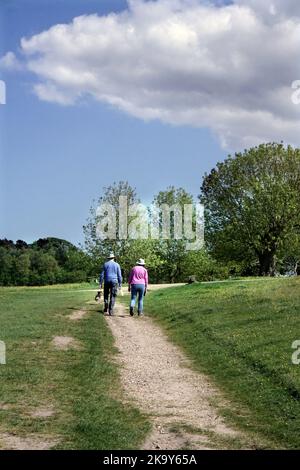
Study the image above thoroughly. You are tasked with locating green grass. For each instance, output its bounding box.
[0,285,149,449]
[145,278,300,449]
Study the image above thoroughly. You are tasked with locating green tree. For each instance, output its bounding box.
[30,251,59,285]
[15,239,28,250]
[61,249,91,283]
[0,237,92,286]
[180,249,230,282]
[200,143,300,276]
[0,247,13,285]
[83,181,156,278]
[152,186,194,283]
[279,233,300,275]
[120,239,164,283]
[83,181,139,264]
[14,252,31,285]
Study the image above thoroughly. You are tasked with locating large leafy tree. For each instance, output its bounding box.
[83,181,139,259]
[200,143,300,276]
[152,186,194,282]
[83,183,197,282]
[83,181,158,279]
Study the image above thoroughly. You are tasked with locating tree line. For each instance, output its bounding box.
[84,143,300,280]
[0,238,91,286]
[1,143,299,286]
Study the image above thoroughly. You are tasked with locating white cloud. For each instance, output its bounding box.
[0,52,23,71]
[236,0,300,20]
[10,0,300,148]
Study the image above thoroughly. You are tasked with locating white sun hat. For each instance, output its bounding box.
[137,258,145,266]
[107,253,115,259]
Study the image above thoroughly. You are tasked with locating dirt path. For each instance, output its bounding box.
[105,300,243,450]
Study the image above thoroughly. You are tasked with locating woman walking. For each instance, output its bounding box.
[128,259,148,316]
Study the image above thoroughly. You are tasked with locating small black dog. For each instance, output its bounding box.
[95,290,102,302]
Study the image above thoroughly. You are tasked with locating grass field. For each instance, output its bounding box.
[0,284,149,449]
[2,279,300,450]
[146,278,300,449]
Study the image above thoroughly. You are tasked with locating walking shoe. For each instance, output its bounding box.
[138,311,144,316]
[130,307,134,316]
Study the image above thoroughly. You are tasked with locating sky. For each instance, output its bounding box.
[0,0,300,246]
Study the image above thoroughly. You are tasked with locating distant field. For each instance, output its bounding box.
[145,277,300,449]
[0,285,149,450]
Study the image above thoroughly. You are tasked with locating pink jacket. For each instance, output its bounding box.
[128,266,148,287]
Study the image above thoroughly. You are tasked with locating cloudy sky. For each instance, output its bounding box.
[1,0,300,244]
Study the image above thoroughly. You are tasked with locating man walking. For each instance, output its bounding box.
[99,253,122,316]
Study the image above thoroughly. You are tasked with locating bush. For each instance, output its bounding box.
[179,249,231,282]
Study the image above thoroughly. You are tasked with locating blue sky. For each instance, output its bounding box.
[1,0,299,245]
[0,0,225,245]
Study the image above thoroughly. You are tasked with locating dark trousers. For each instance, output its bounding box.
[104,281,118,314]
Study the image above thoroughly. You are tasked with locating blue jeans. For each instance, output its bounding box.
[130,284,145,314]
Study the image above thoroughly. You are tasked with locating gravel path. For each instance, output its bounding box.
[105,301,240,450]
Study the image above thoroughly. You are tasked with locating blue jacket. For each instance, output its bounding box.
[100,260,122,287]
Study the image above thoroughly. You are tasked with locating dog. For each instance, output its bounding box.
[95,290,103,302]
